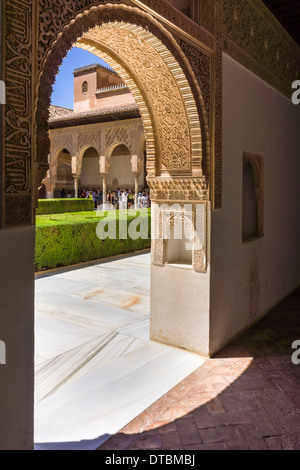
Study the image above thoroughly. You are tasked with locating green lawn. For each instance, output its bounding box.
[35,209,151,271]
[36,208,151,226]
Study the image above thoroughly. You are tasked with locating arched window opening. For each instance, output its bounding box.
[242,153,264,242]
[82,81,88,94]
[243,162,258,240]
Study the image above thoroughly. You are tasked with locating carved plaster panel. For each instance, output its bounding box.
[50,132,75,158]
[105,127,133,155]
[77,130,102,156]
[3,0,33,227]
[148,177,209,203]
[151,201,207,273]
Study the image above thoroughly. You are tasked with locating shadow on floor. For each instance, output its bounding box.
[98,288,300,450]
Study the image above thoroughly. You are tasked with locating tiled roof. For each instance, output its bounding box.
[49,105,74,119]
[73,63,117,75]
[49,104,141,129]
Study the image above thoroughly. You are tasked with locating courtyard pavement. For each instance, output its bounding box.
[98,286,300,451]
[34,251,205,450]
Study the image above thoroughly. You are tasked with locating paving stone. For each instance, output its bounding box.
[248,410,279,437]
[213,412,252,427]
[265,434,300,450]
[192,406,215,430]
[98,287,300,451]
[157,421,178,434]
[205,396,226,415]
[159,431,184,450]
[184,442,228,451]
[125,431,162,450]
[199,426,240,444]
[175,417,202,446]
[266,388,296,411]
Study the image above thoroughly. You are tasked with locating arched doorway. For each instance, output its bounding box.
[1,0,214,451]
[78,146,102,192]
[54,149,73,198]
[36,2,210,357]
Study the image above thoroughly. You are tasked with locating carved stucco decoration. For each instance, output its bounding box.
[77,130,102,158]
[76,21,202,176]
[151,201,207,273]
[148,177,209,203]
[36,2,208,190]
[3,0,299,228]
[222,0,300,98]
[213,0,224,210]
[37,0,215,72]
[105,126,133,155]
[50,132,75,159]
[176,39,211,179]
[2,0,33,227]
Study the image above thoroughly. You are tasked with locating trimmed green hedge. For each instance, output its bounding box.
[36,198,94,215]
[35,211,151,271]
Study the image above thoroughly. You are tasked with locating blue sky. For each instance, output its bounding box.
[51,47,109,109]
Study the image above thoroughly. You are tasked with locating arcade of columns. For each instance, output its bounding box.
[44,118,146,203]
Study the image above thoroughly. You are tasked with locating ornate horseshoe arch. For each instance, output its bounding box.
[35,2,210,195]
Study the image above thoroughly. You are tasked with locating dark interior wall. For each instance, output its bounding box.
[0,0,4,228]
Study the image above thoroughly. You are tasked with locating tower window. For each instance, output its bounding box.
[82,81,88,94]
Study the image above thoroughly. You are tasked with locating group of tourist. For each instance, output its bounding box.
[78,187,151,210]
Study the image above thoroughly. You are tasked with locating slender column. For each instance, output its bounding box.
[73,175,79,198]
[102,174,107,207]
[134,174,140,207]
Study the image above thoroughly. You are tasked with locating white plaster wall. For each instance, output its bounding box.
[210,53,300,355]
[151,265,211,356]
[151,205,211,357]
[0,227,35,449]
[107,153,134,189]
[80,151,102,189]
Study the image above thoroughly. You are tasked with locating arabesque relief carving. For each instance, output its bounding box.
[2,0,299,227]
[3,0,33,227]
[77,21,201,175]
[148,178,208,203]
[151,201,207,273]
[105,127,133,154]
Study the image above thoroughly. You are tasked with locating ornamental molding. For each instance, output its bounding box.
[148,177,209,203]
[105,126,134,155]
[151,201,208,273]
[222,0,300,98]
[2,0,299,228]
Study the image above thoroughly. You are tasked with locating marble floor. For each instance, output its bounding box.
[34,252,205,450]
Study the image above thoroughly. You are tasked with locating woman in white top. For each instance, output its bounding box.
[121,191,128,210]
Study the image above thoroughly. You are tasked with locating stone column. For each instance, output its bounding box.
[131,153,142,208]
[44,173,55,199]
[100,154,110,208]
[73,175,79,198]
[133,173,140,207]
[102,173,108,207]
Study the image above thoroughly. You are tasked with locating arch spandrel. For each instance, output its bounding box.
[35,3,210,191]
[76,21,202,176]
[50,132,75,161]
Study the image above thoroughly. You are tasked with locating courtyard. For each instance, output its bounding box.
[34,250,300,450]
[34,251,205,450]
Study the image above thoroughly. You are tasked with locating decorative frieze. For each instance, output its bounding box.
[151,201,208,273]
[3,0,33,227]
[148,177,208,203]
